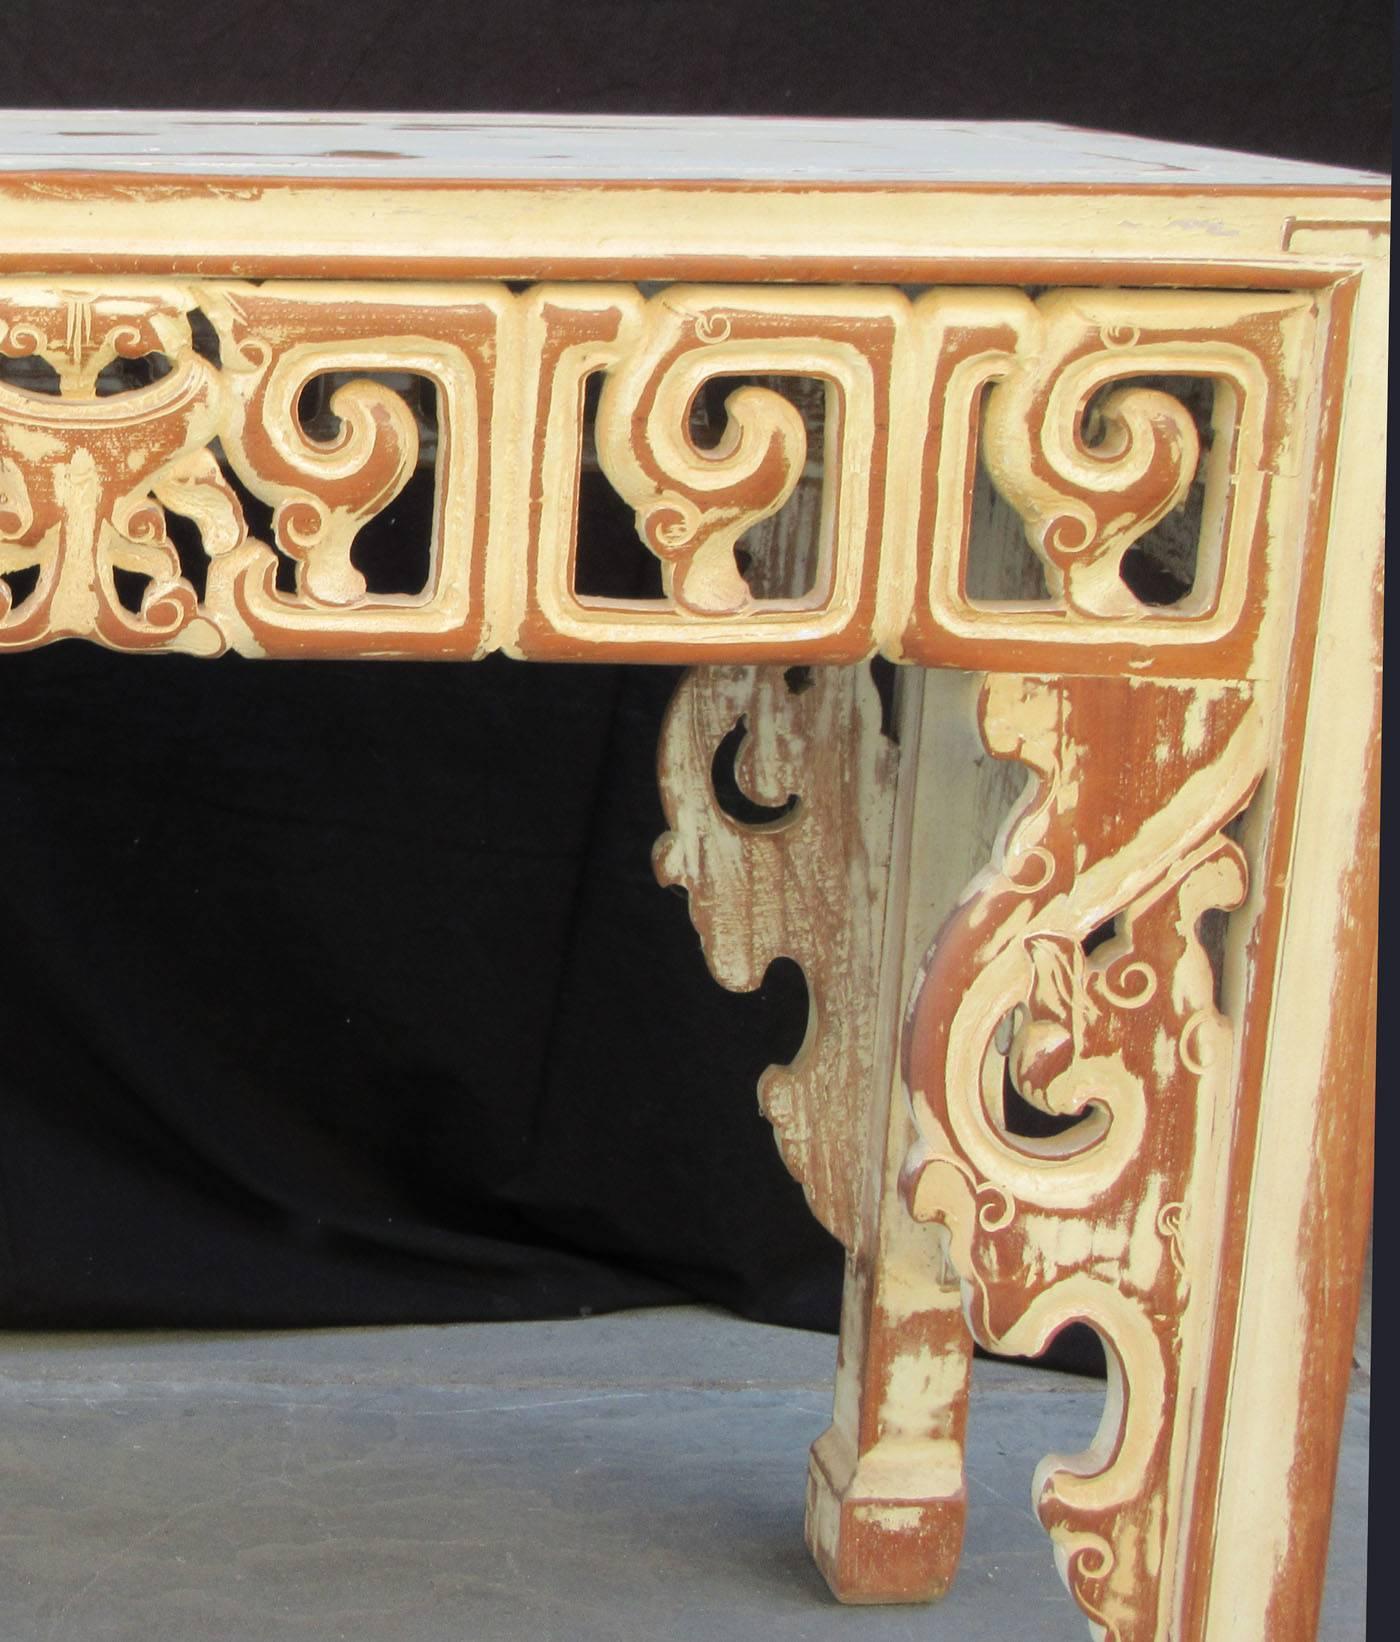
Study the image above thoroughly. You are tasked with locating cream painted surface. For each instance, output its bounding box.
[858,1504,932,1533]
[0,110,1384,183]
[881,1343,971,1434]
[654,663,898,1245]
[539,285,899,648]
[0,129,1384,1639]
[0,277,1322,666]
[0,183,1386,284]
[1203,238,1386,1642]
[800,669,984,1601]
[3,424,64,462]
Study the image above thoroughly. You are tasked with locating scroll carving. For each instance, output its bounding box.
[592,287,899,625]
[197,283,503,658]
[210,294,421,608]
[0,286,222,653]
[0,181,1375,1642]
[0,279,501,659]
[0,279,1316,675]
[901,672,1265,1640]
[983,304,1204,621]
[521,284,901,661]
[655,663,898,1245]
[901,288,1315,674]
[597,321,806,617]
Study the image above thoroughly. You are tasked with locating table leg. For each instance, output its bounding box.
[804,1142,972,1604]
[654,662,977,1603]
[902,658,1376,1640]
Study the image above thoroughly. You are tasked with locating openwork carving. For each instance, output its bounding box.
[0,286,222,652]
[900,288,1315,676]
[0,279,1318,676]
[0,136,1382,1642]
[655,662,898,1244]
[200,283,503,657]
[0,279,502,658]
[520,284,900,660]
[902,673,1266,1640]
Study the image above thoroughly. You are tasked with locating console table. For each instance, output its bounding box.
[0,112,1385,1641]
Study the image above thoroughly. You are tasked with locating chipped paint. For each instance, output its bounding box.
[2,422,64,463]
[0,135,1381,1639]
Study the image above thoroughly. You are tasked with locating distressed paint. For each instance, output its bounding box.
[654,662,977,1602]
[653,662,898,1244]
[903,674,1263,1639]
[0,114,1384,1641]
[0,277,1328,672]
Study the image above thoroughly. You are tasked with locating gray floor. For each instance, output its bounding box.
[0,1308,1367,1641]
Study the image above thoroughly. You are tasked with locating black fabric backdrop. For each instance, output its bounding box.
[0,1,1387,1361]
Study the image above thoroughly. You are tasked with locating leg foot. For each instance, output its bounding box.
[803,1247,971,1604]
[806,1432,966,1604]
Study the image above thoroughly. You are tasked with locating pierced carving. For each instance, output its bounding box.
[902,673,1265,1640]
[196,282,502,657]
[981,297,1212,620]
[0,286,222,654]
[655,663,898,1245]
[0,286,185,396]
[0,160,1379,1642]
[212,297,421,608]
[902,287,1316,674]
[593,286,899,627]
[521,283,901,661]
[0,279,1320,677]
[0,279,502,660]
[595,315,806,615]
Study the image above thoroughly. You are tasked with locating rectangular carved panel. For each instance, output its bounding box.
[898,289,1317,677]
[0,280,507,658]
[0,279,1329,675]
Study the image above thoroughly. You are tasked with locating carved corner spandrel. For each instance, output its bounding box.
[653,661,897,1247]
[656,661,980,1606]
[901,670,1267,1641]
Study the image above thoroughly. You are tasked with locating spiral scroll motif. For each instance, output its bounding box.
[0,279,1313,670]
[901,672,1266,1640]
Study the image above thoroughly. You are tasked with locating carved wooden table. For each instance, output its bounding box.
[0,112,1386,1641]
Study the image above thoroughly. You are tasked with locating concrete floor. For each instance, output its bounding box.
[0,1308,1367,1641]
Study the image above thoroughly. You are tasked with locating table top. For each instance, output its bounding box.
[0,110,1385,188]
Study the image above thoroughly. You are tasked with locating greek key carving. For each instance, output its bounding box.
[900,287,1315,673]
[0,279,1316,674]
